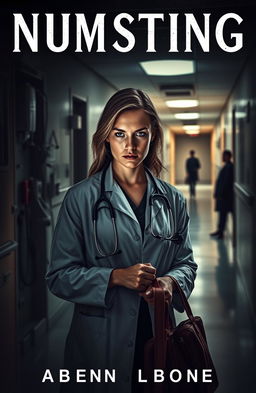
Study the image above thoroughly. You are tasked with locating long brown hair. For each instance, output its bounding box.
[88,88,164,177]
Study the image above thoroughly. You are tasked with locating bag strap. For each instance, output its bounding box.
[167,276,195,320]
[153,277,195,321]
[152,279,214,372]
[152,285,167,369]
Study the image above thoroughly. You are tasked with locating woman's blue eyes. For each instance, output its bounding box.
[114,131,147,138]
[136,131,147,137]
[115,132,125,137]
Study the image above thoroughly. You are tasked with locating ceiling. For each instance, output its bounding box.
[84,54,244,134]
[73,3,255,135]
[2,2,254,137]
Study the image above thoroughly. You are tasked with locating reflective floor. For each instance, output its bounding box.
[21,185,256,393]
[176,185,256,393]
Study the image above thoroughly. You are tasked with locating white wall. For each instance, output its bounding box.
[175,134,211,184]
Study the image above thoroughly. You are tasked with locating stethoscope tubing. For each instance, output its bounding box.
[92,163,183,258]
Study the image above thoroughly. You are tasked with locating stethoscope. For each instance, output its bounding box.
[92,164,183,259]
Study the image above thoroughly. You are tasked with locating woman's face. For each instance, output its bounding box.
[106,109,153,169]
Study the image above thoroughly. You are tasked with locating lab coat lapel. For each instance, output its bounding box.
[104,164,138,223]
[144,170,167,232]
[103,164,167,226]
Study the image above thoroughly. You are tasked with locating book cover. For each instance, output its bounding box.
[0,1,255,393]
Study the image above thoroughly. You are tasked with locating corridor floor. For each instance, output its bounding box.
[21,185,256,393]
[176,185,256,393]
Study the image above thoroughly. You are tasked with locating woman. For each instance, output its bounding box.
[46,88,197,393]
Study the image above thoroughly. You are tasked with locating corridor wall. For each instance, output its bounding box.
[15,51,116,326]
[216,51,256,324]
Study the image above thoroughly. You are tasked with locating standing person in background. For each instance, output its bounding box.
[210,150,234,240]
[186,150,201,198]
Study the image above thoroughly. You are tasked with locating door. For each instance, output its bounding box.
[71,95,88,183]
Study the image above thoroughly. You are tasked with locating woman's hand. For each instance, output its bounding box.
[139,276,176,305]
[109,263,156,291]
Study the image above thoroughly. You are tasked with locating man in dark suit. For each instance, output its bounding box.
[210,150,234,240]
[186,150,201,197]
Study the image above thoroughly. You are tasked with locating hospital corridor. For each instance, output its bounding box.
[17,185,256,393]
[1,3,256,393]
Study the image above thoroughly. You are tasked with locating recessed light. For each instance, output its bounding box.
[166,100,198,108]
[183,125,200,131]
[139,60,195,76]
[185,130,200,135]
[174,113,199,120]
[236,111,246,119]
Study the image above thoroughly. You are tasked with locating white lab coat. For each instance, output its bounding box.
[46,163,197,393]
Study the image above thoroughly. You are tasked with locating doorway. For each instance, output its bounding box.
[71,95,87,183]
[175,134,211,184]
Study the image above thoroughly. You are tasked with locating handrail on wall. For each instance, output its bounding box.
[0,240,18,260]
[234,182,254,207]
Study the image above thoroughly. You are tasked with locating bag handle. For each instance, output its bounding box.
[152,279,213,368]
[153,277,195,320]
[152,285,168,369]
[167,276,195,320]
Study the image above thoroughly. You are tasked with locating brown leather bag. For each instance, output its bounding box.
[143,278,219,393]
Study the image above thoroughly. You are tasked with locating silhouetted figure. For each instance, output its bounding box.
[210,150,234,240]
[186,150,201,197]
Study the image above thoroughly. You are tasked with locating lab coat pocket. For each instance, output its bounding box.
[78,312,107,336]
[76,307,108,343]
[68,308,109,368]
[77,303,106,318]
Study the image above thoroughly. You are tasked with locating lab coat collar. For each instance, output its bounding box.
[104,161,167,194]
[103,162,167,225]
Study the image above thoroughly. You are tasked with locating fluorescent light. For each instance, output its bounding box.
[140,60,195,76]
[185,130,200,135]
[236,111,246,119]
[174,113,199,120]
[183,125,200,131]
[166,100,198,108]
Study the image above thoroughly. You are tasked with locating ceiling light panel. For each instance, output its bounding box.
[166,100,198,108]
[174,113,199,120]
[183,125,200,131]
[140,60,195,76]
[185,130,200,135]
